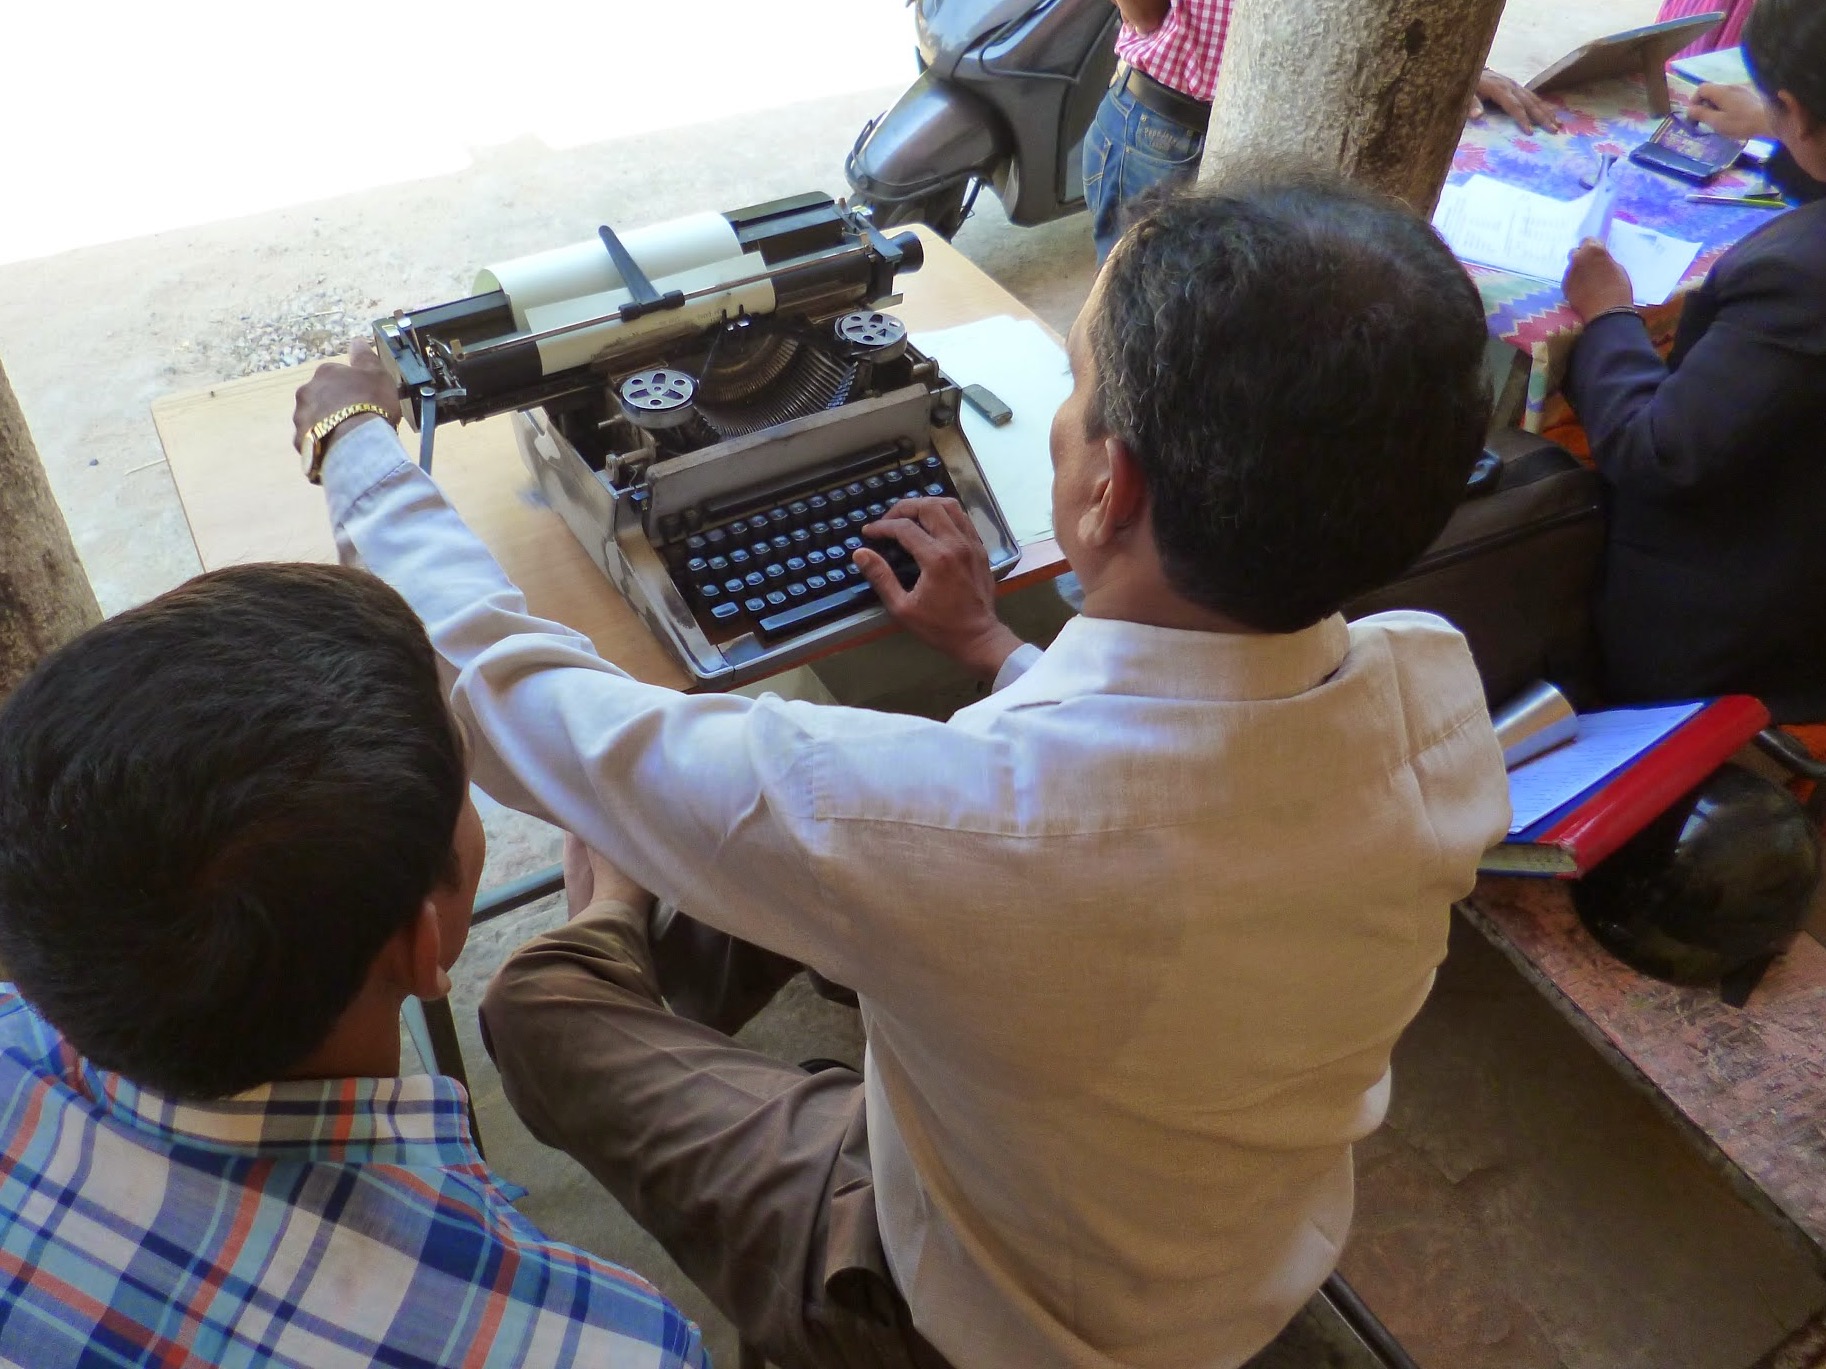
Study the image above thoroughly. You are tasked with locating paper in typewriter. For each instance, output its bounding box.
[477,212,777,374]
[912,317,1067,546]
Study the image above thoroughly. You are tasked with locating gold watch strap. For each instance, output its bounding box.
[304,403,393,484]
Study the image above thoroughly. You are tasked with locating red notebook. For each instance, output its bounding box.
[1480,695,1770,878]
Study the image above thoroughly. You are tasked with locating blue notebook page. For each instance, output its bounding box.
[1507,702,1705,836]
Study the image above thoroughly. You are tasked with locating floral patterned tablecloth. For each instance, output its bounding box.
[1451,74,1786,431]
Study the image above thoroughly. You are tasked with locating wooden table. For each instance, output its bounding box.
[1464,878,1826,1277]
[152,227,1068,692]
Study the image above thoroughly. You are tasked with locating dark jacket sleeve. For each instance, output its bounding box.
[1563,249,1826,498]
[1769,146,1826,204]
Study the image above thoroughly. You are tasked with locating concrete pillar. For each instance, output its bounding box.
[0,360,100,698]
[1198,0,1505,212]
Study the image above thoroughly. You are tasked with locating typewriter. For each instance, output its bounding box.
[372,192,1021,687]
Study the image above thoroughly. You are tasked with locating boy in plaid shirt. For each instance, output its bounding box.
[0,564,707,1368]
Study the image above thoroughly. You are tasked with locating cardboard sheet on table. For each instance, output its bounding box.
[912,317,1066,544]
[1670,46,1751,87]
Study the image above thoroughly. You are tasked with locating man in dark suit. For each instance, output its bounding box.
[1559,0,1826,723]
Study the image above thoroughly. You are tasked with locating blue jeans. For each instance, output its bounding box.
[1083,82,1206,263]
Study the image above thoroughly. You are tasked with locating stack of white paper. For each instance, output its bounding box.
[1433,174,1704,305]
[911,317,1067,545]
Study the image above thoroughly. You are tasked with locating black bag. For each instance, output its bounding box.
[1346,428,1605,707]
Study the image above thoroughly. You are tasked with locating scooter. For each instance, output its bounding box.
[845,0,1120,238]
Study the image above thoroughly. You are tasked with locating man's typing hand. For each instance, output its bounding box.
[292,339,402,454]
[855,497,1025,682]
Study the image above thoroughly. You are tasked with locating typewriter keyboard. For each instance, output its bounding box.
[663,443,956,644]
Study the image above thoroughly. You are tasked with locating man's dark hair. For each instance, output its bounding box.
[1090,177,1491,632]
[0,564,466,1099]
[1747,0,1826,125]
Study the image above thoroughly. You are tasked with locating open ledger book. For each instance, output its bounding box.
[1480,696,1771,877]
[1433,165,1703,306]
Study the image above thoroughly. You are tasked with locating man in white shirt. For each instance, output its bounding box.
[295,178,1510,1368]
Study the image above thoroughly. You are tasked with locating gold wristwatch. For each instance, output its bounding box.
[301,403,394,484]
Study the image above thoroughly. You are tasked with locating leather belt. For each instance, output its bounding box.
[1112,60,1212,132]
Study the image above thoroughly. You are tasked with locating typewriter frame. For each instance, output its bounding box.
[514,351,1021,688]
[373,194,1026,689]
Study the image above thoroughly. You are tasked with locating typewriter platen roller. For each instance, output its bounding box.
[373,192,1021,687]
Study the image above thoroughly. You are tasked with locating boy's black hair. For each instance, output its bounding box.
[1746,0,1826,125]
[1089,177,1491,632]
[0,563,467,1099]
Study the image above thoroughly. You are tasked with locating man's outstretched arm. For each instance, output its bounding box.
[293,345,1037,980]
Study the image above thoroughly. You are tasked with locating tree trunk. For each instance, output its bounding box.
[1197,0,1506,213]
[0,359,101,699]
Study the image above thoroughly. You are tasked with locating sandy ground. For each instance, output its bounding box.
[5,2,1824,1365]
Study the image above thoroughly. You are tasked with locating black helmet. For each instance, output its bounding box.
[1573,764,1822,986]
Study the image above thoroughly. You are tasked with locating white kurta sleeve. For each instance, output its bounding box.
[318,420,863,977]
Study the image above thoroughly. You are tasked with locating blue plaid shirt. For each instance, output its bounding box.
[0,988,709,1367]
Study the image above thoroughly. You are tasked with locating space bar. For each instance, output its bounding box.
[756,582,877,641]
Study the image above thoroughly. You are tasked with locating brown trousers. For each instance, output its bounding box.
[479,901,952,1369]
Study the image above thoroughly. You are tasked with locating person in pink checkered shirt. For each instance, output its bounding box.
[1086,0,1561,260]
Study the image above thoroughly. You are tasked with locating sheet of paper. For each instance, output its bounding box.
[477,211,740,326]
[1574,155,1623,245]
[1606,220,1704,305]
[1434,173,1704,304]
[1506,702,1705,835]
[911,317,1066,544]
[521,256,775,374]
[1432,175,1599,282]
